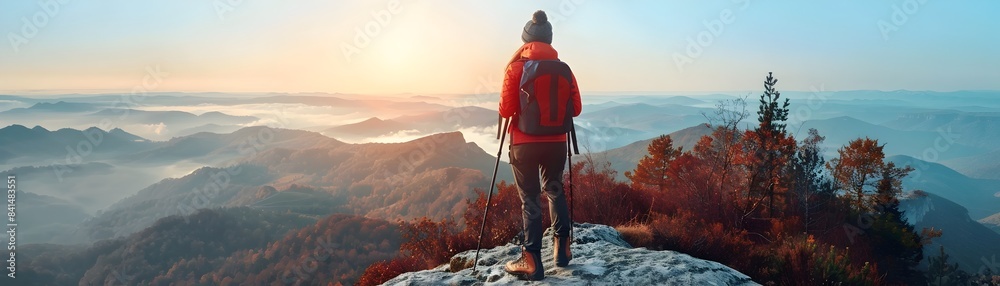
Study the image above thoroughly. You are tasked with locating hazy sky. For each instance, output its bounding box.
[1,1,997,95]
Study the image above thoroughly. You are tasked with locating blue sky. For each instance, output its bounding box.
[0,1,997,94]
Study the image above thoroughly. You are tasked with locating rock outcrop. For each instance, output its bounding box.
[384,223,759,285]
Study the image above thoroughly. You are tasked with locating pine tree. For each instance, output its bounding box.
[749,72,793,218]
[875,161,913,208]
[926,246,970,285]
[757,72,790,134]
[790,128,834,233]
[870,196,925,285]
[870,160,924,284]
[626,135,682,192]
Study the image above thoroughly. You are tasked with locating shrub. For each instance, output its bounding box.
[763,236,883,285]
[355,256,423,286]
[568,159,654,227]
[616,223,654,248]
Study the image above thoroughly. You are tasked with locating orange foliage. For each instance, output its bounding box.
[625,134,682,192]
[567,158,654,226]
[355,256,423,286]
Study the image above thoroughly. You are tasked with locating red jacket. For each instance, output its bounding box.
[499,42,582,145]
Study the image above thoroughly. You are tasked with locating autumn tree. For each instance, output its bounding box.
[694,96,753,227]
[626,135,683,192]
[826,137,887,212]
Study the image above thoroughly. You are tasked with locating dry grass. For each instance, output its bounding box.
[616,223,654,248]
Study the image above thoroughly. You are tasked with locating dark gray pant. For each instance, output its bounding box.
[509,142,572,253]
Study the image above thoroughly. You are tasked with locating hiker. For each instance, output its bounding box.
[498,10,582,281]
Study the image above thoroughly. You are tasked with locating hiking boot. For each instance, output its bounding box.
[504,247,544,281]
[554,236,572,267]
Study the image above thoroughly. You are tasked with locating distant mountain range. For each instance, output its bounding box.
[784,90,1000,110]
[322,117,412,140]
[243,94,451,113]
[885,111,1000,181]
[120,126,344,166]
[0,124,153,165]
[584,95,712,107]
[87,109,258,126]
[175,123,245,136]
[0,94,456,141]
[0,104,261,140]
[889,155,1000,221]
[552,102,715,151]
[577,103,710,134]
[77,128,511,241]
[883,111,1000,150]
[796,116,985,161]
[0,124,343,167]
[322,106,497,140]
[899,191,1000,273]
[946,148,1000,180]
[1,101,99,113]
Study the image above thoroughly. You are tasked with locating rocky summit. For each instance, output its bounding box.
[383,223,759,285]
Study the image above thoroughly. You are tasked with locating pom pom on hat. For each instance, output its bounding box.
[532,10,547,24]
[522,10,553,44]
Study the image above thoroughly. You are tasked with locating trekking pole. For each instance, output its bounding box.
[496,114,502,139]
[473,117,510,274]
[567,132,574,238]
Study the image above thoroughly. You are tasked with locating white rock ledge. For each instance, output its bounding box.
[383,223,760,285]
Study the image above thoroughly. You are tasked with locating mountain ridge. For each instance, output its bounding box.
[79,130,510,241]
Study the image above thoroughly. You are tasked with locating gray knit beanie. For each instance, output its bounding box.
[521,10,552,44]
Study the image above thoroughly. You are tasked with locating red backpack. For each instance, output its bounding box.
[516,59,579,153]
